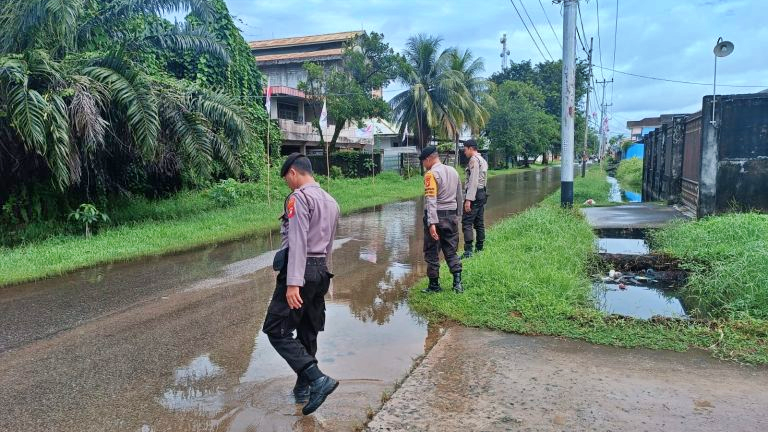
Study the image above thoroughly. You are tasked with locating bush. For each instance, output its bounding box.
[330,166,344,179]
[616,157,643,188]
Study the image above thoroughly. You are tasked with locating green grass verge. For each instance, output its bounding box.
[542,165,613,207]
[616,157,643,190]
[652,212,768,320]
[0,172,422,287]
[409,180,768,364]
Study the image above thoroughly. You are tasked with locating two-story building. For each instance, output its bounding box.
[250,31,375,155]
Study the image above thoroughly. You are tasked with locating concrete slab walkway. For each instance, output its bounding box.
[581,203,687,229]
[367,327,768,432]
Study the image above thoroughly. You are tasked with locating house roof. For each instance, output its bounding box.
[248,31,363,50]
[254,48,344,65]
[626,117,661,128]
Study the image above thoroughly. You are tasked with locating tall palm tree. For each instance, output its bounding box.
[0,0,250,191]
[390,35,489,151]
[448,48,491,135]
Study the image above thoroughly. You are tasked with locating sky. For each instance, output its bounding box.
[223,0,767,137]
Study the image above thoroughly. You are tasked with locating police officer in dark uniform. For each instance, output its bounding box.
[262,153,340,415]
[461,139,488,258]
[420,146,464,293]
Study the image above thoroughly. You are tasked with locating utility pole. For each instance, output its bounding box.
[556,0,577,207]
[581,37,593,178]
[595,79,613,157]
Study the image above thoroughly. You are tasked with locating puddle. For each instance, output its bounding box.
[606,176,643,203]
[593,282,687,319]
[597,238,649,255]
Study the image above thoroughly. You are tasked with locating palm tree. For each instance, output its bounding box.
[0,0,251,192]
[390,35,489,152]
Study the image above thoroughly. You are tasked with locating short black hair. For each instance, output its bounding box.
[419,146,438,161]
[464,139,478,149]
[280,153,313,177]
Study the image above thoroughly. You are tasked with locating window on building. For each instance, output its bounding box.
[278,102,299,121]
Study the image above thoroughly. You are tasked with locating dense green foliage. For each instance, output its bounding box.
[0,172,423,286]
[0,0,273,246]
[485,81,558,166]
[615,157,643,189]
[390,34,490,150]
[487,59,597,162]
[653,213,768,320]
[410,189,768,364]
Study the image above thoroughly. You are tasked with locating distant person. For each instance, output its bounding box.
[461,140,488,259]
[420,146,464,293]
[262,153,340,415]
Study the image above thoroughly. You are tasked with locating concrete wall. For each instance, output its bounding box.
[712,94,768,212]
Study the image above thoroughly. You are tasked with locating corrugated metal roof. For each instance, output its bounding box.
[248,31,363,50]
[254,48,343,65]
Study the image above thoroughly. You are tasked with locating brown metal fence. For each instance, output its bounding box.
[681,113,702,212]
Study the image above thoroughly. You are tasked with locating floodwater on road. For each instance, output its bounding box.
[0,167,561,432]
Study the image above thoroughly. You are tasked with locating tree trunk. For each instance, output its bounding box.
[542,152,549,165]
[329,121,344,154]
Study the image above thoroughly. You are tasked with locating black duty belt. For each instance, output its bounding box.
[437,210,457,216]
[307,257,327,265]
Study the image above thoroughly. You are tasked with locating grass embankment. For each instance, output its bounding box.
[653,213,768,320]
[541,165,612,207]
[0,173,422,286]
[615,157,643,190]
[410,174,768,364]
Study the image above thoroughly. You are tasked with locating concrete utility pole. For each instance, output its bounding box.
[595,79,613,157]
[557,0,577,207]
[582,37,593,178]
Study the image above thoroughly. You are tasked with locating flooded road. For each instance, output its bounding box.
[0,167,560,432]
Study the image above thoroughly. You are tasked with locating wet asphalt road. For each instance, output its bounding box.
[0,168,561,432]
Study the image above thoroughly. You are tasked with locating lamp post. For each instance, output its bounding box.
[711,37,734,128]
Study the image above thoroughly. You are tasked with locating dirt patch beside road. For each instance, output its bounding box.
[368,327,768,432]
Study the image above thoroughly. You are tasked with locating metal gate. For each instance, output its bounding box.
[382,155,400,172]
[681,113,702,213]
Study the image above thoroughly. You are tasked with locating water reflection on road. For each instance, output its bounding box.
[0,167,561,431]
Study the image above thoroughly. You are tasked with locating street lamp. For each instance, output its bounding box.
[711,37,734,127]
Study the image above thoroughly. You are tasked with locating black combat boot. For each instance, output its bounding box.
[475,242,484,252]
[461,242,473,259]
[421,277,442,293]
[293,374,310,404]
[301,364,339,415]
[452,272,464,293]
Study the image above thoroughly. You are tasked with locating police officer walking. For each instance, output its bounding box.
[262,153,340,415]
[419,146,464,294]
[461,139,488,259]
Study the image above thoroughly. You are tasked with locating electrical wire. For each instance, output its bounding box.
[592,65,768,88]
[609,0,619,112]
[538,0,562,49]
[594,0,605,81]
[509,0,549,61]
[518,0,554,60]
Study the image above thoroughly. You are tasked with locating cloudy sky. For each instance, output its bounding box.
[225,0,766,137]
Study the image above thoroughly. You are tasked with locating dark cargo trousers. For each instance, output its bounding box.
[423,210,463,279]
[462,188,487,252]
[262,258,332,373]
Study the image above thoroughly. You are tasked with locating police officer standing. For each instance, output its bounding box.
[420,146,464,294]
[262,153,340,415]
[461,139,488,259]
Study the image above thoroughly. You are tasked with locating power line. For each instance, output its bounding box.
[518,0,554,60]
[594,0,605,81]
[509,0,549,61]
[538,0,561,49]
[609,0,619,111]
[592,65,768,88]
[575,2,589,55]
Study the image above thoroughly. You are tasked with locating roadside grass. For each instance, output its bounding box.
[542,165,613,207]
[652,212,768,320]
[616,157,643,190]
[410,181,768,364]
[0,172,422,287]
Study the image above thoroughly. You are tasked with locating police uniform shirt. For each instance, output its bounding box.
[464,153,488,202]
[424,162,463,225]
[281,183,340,287]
